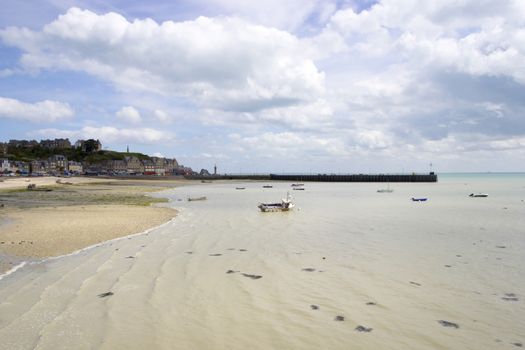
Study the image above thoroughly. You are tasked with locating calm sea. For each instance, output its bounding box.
[0,174,524,349]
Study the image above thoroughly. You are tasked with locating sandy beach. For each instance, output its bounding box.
[0,177,183,273]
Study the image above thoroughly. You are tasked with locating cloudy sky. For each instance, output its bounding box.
[0,0,524,173]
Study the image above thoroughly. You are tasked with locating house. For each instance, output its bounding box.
[30,160,48,174]
[48,155,68,173]
[1,159,11,174]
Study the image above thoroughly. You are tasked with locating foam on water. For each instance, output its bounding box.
[0,175,524,349]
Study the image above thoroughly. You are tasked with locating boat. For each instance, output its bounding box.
[469,193,488,197]
[258,192,294,212]
[262,185,273,188]
[411,198,427,202]
[291,183,304,187]
[236,187,245,190]
[188,196,207,201]
[377,183,393,193]
[292,187,305,191]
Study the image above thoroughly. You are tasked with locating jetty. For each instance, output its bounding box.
[187,172,437,182]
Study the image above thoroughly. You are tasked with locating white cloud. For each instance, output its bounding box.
[116,106,141,124]
[0,96,73,122]
[33,126,173,144]
[153,109,170,123]
[0,7,326,121]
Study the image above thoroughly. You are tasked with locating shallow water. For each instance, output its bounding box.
[0,175,524,349]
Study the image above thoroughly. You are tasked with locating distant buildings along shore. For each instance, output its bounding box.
[0,138,195,176]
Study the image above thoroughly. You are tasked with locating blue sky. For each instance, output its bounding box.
[0,0,524,173]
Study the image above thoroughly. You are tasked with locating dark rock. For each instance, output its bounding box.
[410,281,421,286]
[98,292,114,298]
[438,320,459,329]
[226,270,236,274]
[239,249,247,252]
[302,268,316,272]
[496,245,506,249]
[366,302,377,306]
[355,325,373,332]
[444,265,452,268]
[242,273,262,280]
[209,253,222,256]
[125,256,135,259]
[185,251,193,254]
[334,315,345,321]
[502,297,519,301]
[512,343,522,347]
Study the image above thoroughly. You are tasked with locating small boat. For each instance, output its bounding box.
[411,198,427,202]
[469,193,488,197]
[201,180,213,183]
[292,187,305,191]
[258,192,294,212]
[262,185,273,188]
[236,187,245,190]
[291,183,304,187]
[188,196,207,201]
[377,183,393,193]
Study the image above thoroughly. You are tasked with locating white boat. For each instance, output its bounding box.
[469,193,488,197]
[258,192,294,212]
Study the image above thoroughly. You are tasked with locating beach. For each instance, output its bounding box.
[0,177,181,273]
[0,174,524,349]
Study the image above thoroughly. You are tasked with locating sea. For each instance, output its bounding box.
[0,173,523,349]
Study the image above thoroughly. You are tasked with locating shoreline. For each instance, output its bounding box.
[0,178,188,274]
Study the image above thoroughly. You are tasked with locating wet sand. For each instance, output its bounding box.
[0,175,523,349]
[0,178,184,273]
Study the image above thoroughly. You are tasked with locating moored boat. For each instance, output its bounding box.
[411,197,427,202]
[291,183,304,187]
[258,192,294,212]
[469,193,488,197]
[262,185,273,188]
[188,196,207,201]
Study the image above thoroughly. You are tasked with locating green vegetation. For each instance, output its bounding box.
[5,146,150,164]
[0,183,170,208]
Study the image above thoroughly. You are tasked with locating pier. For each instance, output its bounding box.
[187,172,438,182]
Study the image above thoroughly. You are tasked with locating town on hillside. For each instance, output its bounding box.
[0,138,210,177]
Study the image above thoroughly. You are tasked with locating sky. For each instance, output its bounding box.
[0,0,524,173]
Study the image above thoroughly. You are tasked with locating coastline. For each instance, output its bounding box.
[0,177,185,274]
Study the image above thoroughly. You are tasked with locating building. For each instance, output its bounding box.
[67,161,83,174]
[103,159,127,174]
[8,139,38,148]
[1,159,11,174]
[40,138,71,150]
[30,160,48,174]
[142,160,156,175]
[74,139,102,153]
[0,142,7,156]
[124,156,144,174]
[48,155,68,173]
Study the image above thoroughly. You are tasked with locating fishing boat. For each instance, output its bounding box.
[411,197,427,202]
[188,196,207,201]
[262,185,273,188]
[258,192,294,212]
